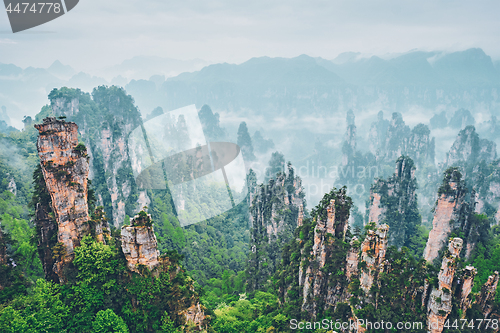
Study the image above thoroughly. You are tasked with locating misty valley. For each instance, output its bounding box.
[1,48,500,332]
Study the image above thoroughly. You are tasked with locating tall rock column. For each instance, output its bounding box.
[459,266,477,318]
[121,212,160,273]
[35,117,110,281]
[50,87,148,227]
[475,271,500,318]
[359,224,389,294]
[35,117,91,279]
[427,238,463,333]
[366,156,419,249]
[300,190,352,316]
[423,168,469,263]
[247,164,304,291]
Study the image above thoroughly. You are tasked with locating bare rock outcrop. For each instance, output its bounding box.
[366,156,419,249]
[445,125,497,168]
[49,88,147,227]
[475,271,500,318]
[423,168,470,263]
[459,266,477,318]
[35,117,107,281]
[300,193,352,316]
[427,238,463,333]
[180,303,206,331]
[345,237,360,280]
[367,192,384,225]
[121,212,160,273]
[359,224,389,294]
[247,163,304,291]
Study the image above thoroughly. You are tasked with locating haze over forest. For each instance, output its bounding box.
[2,1,500,332]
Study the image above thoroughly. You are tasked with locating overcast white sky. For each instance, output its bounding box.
[0,0,499,71]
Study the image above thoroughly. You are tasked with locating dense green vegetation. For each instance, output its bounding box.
[2,86,500,332]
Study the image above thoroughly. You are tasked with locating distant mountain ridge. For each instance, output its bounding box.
[153,48,500,115]
[1,48,499,127]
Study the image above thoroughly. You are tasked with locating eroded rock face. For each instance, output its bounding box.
[427,238,463,333]
[475,271,500,318]
[50,89,147,227]
[367,192,384,225]
[35,117,110,281]
[445,126,497,168]
[35,118,91,279]
[345,237,359,280]
[359,224,389,294]
[423,169,470,263]
[367,156,419,249]
[181,303,206,331]
[301,195,352,316]
[369,112,434,167]
[368,111,390,157]
[34,201,59,283]
[121,213,160,273]
[460,266,477,318]
[247,164,304,291]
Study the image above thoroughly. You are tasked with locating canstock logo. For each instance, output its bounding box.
[4,0,79,33]
[128,105,247,227]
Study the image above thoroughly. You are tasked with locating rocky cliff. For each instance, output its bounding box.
[366,156,420,249]
[426,238,463,333]
[460,266,477,318]
[49,87,147,227]
[476,271,500,319]
[359,224,389,295]
[121,211,160,273]
[369,112,435,167]
[246,163,304,291]
[443,126,500,224]
[445,125,497,169]
[336,110,377,205]
[423,167,472,263]
[299,189,353,316]
[275,184,500,330]
[35,117,110,281]
[33,116,206,329]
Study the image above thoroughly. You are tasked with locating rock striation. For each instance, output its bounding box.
[277,185,500,328]
[444,125,497,169]
[247,163,304,291]
[49,87,147,227]
[121,212,160,273]
[423,167,471,263]
[368,112,435,167]
[475,271,500,318]
[35,117,109,281]
[426,238,463,333]
[359,224,389,294]
[300,193,353,316]
[460,266,477,318]
[366,156,420,249]
[180,303,206,331]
